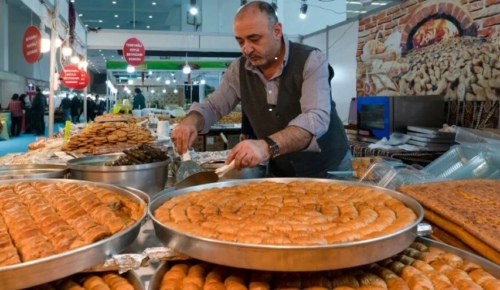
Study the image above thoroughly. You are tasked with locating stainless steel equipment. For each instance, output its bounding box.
[201,162,266,180]
[126,270,145,290]
[148,237,500,290]
[67,155,171,196]
[0,179,148,290]
[148,178,425,271]
[0,164,68,180]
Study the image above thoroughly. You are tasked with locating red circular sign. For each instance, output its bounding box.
[61,65,81,88]
[74,70,90,90]
[22,26,42,64]
[123,38,145,66]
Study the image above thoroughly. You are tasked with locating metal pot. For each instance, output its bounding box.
[67,155,170,196]
[201,162,266,180]
[0,164,68,180]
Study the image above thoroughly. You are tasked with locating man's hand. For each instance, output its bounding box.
[227,140,270,170]
[171,113,204,154]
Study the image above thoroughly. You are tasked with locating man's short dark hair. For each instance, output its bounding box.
[237,1,278,29]
[134,88,141,94]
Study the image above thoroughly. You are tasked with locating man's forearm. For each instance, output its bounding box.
[269,126,313,155]
[184,111,206,132]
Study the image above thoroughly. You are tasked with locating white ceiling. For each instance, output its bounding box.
[73,0,184,31]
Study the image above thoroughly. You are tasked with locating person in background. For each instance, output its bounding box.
[133,88,146,110]
[59,94,72,123]
[7,94,23,137]
[172,1,350,178]
[32,87,47,136]
[19,94,32,134]
[87,97,96,122]
[96,95,105,116]
[71,95,81,123]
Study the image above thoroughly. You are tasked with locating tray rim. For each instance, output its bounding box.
[148,178,424,250]
[0,178,148,273]
[67,155,171,172]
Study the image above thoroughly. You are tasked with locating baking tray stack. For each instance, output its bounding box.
[407,126,457,152]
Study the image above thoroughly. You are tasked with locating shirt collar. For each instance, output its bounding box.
[244,34,290,73]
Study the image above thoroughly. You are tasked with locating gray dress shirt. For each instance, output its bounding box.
[190,35,332,152]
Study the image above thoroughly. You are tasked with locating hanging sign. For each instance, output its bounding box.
[22,26,42,64]
[123,38,145,66]
[74,70,90,90]
[60,65,81,88]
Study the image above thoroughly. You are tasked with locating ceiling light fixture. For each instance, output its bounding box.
[85,24,88,27]
[152,2,156,5]
[149,15,153,18]
[156,77,161,82]
[128,80,133,85]
[162,89,166,93]
[174,88,178,94]
[112,1,116,4]
[99,20,103,23]
[173,79,177,83]
[183,64,191,74]
[299,1,308,19]
[171,72,175,77]
[151,89,155,93]
[116,25,120,28]
[79,14,83,17]
[127,65,135,73]
[200,79,206,85]
[165,80,171,85]
[40,24,50,53]
[147,26,150,29]
[79,60,88,69]
[189,0,198,15]
[149,71,153,75]
[115,15,118,17]
[62,46,73,57]
[55,38,62,48]
[71,56,80,64]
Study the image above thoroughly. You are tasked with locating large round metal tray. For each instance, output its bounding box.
[148,178,424,271]
[0,179,148,290]
[148,237,500,290]
[0,164,69,180]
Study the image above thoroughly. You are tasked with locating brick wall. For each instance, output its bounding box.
[357,0,500,58]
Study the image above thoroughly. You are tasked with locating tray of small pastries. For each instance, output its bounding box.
[29,270,143,290]
[149,179,425,271]
[149,237,500,290]
[0,179,148,290]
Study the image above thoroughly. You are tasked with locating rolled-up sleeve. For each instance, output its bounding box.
[288,50,331,151]
[189,59,241,134]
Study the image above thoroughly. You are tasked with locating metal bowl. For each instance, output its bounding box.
[201,162,266,180]
[148,237,500,290]
[67,155,171,196]
[148,178,425,271]
[0,179,148,290]
[0,164,68,180]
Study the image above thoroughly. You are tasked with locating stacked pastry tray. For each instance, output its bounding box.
[0,179,148,290]
[148,237,500,290]
[148,178,426,272]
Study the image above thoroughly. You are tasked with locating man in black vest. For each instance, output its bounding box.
[172,1,351,178]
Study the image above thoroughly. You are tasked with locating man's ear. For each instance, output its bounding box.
[274,22,283,40]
